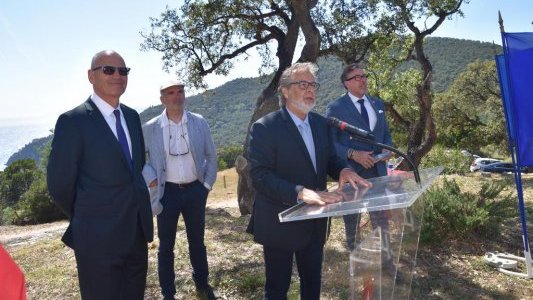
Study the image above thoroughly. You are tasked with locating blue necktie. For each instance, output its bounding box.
[357,99,369,127]
[113,109,133,170]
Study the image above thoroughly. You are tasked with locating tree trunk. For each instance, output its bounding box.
[236,14,300,215]
[406,35,436,167]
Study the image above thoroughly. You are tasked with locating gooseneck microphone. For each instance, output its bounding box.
[327,117,374,139]
[326,116,420,184]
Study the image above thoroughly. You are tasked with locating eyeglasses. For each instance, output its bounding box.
[92,65,131,76]
[289,81,320,91]
[169,124,190,156]
[345,74,368,81]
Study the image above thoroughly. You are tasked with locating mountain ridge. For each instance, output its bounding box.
[5,37,500,166]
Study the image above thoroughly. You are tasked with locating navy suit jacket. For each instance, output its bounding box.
[326,94,392,178]
[247,107,347,251]
[47,98,153,258]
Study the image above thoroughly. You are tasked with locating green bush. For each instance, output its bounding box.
[14,174,66,225]
[419,146,471,175]
[0,159,37,206]
[1,206,19,225]
[217,144,243,170]
[0,156,66,225]
[421,177,514,243]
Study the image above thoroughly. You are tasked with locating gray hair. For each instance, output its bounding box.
[277,62,319,106]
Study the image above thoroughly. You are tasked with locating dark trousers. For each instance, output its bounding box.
[343,211,390,250]
[157,181,209,298]
[262,232,324,300]
[75,218,148,300]
[343,166,391,250]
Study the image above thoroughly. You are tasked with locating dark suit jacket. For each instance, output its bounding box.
[326,94,392,178]
[47,98,153,259]
[247,107,347,251]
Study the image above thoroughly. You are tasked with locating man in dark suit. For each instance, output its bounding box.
[247,62,370,300]
[326,63,393,250]
[47,50,153,300]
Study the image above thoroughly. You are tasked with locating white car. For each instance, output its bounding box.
[470,158,502,172]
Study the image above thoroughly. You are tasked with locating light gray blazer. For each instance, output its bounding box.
[142,110,217,215]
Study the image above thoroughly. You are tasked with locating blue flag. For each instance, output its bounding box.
[500,32,533,166]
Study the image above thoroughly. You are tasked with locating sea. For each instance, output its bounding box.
[0,120,55,171]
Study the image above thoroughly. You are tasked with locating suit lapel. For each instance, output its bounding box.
[281,107,317,175]
[85,99,132,172]
[341,95,370,131]
[185,112,199,164]
[154,115,166,164]
[308,114,321,174]
[367,96,384,134]
[121,105,139,172]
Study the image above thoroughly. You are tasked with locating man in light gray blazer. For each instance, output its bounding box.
[142,80,217,300]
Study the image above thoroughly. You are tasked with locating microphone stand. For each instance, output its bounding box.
[349,134,421,185]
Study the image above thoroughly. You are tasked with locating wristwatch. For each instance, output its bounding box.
[295,185,304,204]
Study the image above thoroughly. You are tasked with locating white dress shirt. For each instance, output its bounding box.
[286,107,317,172]
[348,93,377,131]
[91,93,132,156]
[160,110,198,184]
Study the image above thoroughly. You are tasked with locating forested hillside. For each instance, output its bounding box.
[8,37,500,164]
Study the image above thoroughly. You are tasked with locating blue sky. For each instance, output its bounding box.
[0,0,531,127]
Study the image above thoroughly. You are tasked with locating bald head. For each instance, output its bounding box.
[88,50,128,107]
[91,50,124,69]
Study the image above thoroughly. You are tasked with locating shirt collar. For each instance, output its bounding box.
[348,92,367,105]
[91,93,120,117]
[160,109,188,128]
[286,106,310,128]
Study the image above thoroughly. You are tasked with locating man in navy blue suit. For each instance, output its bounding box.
[247,62,370,300]
[47,50,153,299]
[326,63,393,250]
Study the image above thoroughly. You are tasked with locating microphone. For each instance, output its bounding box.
[327,117,374,139]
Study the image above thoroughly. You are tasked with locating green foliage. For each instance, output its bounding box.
[433,59,507,156]
[419,145,471,175]
[421,177,514,243]
[14,173,66,225]
[0,145,66,225]
[0,159,37,207]
[217,144,243,170]
[12,38,501,165]
[1,206,19,225]
[6,135,52,166]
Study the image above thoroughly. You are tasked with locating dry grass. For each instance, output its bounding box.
[2,169,533,299]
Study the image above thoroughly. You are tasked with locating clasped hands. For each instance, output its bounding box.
[349,149,393,169]
[297,168,372,206]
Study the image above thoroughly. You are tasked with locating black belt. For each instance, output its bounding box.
[166,180,199,189]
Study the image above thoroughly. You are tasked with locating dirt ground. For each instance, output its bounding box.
[1,169,533,299]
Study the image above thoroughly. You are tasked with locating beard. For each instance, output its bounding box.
[288,98,316,114]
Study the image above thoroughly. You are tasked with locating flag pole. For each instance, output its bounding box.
[489,11,533,279]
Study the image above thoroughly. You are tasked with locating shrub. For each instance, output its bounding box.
[419,146,471,175]
[217,144,243,170]
[15,174,66,225]
[0,159,37,206]
[420,177,514,243]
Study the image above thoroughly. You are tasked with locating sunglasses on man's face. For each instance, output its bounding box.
[92,65,130,76]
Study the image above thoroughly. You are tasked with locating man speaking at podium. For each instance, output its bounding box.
[247,62,370,300]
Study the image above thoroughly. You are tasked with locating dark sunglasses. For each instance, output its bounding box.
[92,65,131,76]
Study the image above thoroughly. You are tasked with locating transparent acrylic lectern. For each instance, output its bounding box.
[279,167,443,299]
